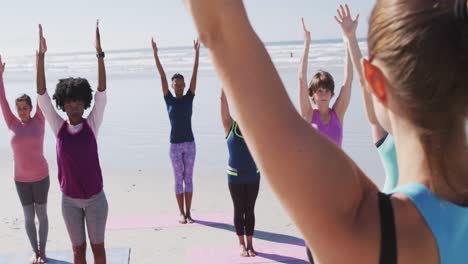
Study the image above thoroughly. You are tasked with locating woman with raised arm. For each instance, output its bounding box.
[221,89,260,257]
[184,0,468,263]
[152,38,200,224]
[0,56,49,264]
[336,4,398,193]
[298,17,353,147]
[37,22,108,264]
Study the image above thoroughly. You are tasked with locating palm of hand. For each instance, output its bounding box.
[341,19,356,35]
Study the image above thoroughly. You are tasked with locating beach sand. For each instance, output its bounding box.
[0,151,308,263]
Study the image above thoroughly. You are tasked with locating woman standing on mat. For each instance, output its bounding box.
[184,0,468,263]
[0,56,49,264]
[298,17,353,148]
[152,38,200,224]
[336,4,399,193]
[37,22,108,264]
[221,89,260,257]
[299,11,353,262]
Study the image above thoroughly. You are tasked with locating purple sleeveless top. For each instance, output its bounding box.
[311,109,343,147]
[56,119,103,199]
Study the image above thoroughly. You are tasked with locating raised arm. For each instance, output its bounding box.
[184,1,379,261]
[332,6,355,124]
[298,18,313,122]
[220,89,233,136]
[0,57,18,127]
[96,20,106,92]
[337,4,387,142]
[88,20,107,135]
[36,24,64,135]
[151,38,169,96]
[189,39,201,95]
[36,25,47,96]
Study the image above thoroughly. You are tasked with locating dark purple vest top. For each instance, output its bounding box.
[56,119,103,199]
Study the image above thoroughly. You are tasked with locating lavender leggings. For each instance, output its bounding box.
[170,141,196,194]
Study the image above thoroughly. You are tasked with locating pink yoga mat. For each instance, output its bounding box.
[187,242,308,264]
[107,211,232,230]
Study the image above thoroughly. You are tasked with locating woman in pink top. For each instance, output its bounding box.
[298,18,354,147]
[0,56,49,264]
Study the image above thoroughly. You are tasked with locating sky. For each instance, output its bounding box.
[0,0,375,55]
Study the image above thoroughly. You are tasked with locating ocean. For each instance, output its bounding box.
[0,39,386,187]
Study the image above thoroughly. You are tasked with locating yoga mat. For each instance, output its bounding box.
[0,247,131,264]
[187,242,308,264]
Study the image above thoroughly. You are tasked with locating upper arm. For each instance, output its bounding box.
[87,90,107,135]
[162,80,169,96]
[223,119,233,138]
[220,94,233,136]
[34,101,45,121]
[333,83,352,123]
[37,92,63,135]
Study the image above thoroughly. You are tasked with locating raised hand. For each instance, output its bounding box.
[194,39,200,54]
[95,19,103,53]
[0,55,5,74]
[301,18,311,42]
[151,38,159,56]
[334,4,359,38]
[38,24,47,55]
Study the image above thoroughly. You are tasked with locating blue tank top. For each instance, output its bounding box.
[226,121,260,184]
[376,134,399,193]
[164,90,195,144]
[392,183,468,263]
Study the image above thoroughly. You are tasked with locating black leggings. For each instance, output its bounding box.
[228,181,260,236]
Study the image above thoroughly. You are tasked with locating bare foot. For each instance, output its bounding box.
[186,215,195,224]
[239,246,248,257]
[37,249,47,264]
[29,252,38,264]
[247,247,257,257]
[179,213,187,224]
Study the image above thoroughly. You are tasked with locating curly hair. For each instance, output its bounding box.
[52,78,93,111]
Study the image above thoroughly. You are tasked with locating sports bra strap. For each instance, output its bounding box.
[378,192,397,264]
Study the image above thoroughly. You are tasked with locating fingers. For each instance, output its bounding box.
[96,19,101,40]
[301,17,307,31]
[334,16,342,24]
[339,4,346,18]
[336,8,342,20]
[355,14,360,22]
[345,4,351,17]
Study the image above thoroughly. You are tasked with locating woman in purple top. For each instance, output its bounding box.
[36,22,108,264]
[299,15,354,262]
[298,18,353,147]
[152,38,200,224]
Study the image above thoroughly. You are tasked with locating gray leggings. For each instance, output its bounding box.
[15,177,50,251]
[62,191,108,246]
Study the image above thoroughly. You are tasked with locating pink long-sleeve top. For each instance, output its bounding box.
[0,75,49,182]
